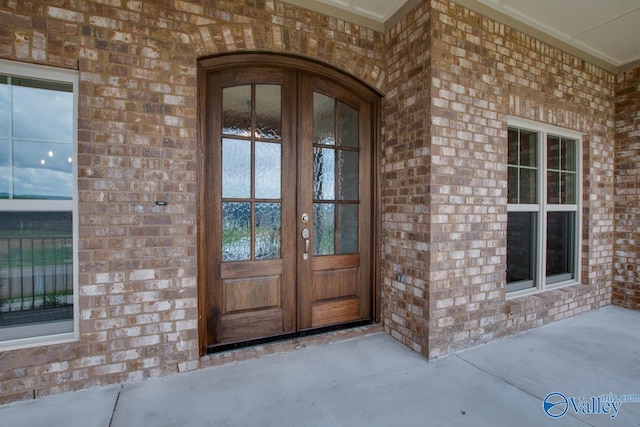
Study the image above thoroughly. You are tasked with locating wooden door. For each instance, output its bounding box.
[200,60,374,351]
[298,75,372,330]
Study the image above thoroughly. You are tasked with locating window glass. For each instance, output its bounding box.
[507,127,537,204]
[0,212,73,339]
[507,123,580,294]
[546,211,575,283]
[0,68,75,343]
[506,212,536,292]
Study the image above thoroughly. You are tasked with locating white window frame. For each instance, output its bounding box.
[507,117,583,298]
[0,59,79,350]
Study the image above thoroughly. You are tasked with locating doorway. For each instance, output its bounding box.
[198,54,379,352]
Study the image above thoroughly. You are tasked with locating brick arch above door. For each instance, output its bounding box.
[190,21,386,93]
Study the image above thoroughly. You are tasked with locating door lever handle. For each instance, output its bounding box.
[301,228,310,260]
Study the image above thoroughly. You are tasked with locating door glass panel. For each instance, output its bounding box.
[338,150,358,201]
[313,203,334,255]
[313,147,335,200]
[222,138,251,199]
[313,93,334,146]
[255,203,281,260]
[223,85,251,137]
[222,202,251,261]
[255,142,281,199]
[337,102,358,148]
[255,85,281,140]
[338,204,358,254]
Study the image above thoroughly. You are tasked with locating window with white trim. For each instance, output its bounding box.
[0,60,78,347]
[506,119,581,294]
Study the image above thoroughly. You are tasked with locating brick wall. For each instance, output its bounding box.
[381,0,615,358]
[430,0,615,354]
[381,2,432,355]
[614,68,640,309]
[0,0,383,404]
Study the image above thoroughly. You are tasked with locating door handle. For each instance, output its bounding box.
[301,228,310,260]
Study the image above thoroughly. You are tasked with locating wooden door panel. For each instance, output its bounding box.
[312,268,358,301]
[220,308,284,342]
[223,275,280,314]
[311,297,360,327]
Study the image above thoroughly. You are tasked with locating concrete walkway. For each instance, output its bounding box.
[2,305,639,426]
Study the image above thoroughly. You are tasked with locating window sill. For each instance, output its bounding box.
[505,281,592,316]
[0,329,77,352]
[505,280,582,300]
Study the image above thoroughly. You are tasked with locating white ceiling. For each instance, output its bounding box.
[308,0,640,69]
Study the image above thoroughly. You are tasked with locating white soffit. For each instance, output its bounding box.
[476,0,640,67]
[285,0,640,71]
[311,0,409,22]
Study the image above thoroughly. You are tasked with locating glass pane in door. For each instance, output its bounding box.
[222,202,251,261]
[338,150,358,201]
[313,203,335,255]
[337,102,358,148]
[338,204,358,254]
[222,138,251,198]
[255,85,281,139]
[255,142,281,199]
[222,85,251,137]
[313,93,334,145]
[255,203,281,260]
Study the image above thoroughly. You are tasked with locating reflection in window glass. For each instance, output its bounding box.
[506,212,536,292]
[546,211,575,284]
[1,74,73,200]
[0,67,76,343]
[12,80,73,141]
[0,77,8,137]
[547,136,576,205]
[0,212,73,339]
[507,127,538,205]
[13,140,72,199]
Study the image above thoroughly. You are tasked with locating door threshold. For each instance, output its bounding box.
[205,319,374,354]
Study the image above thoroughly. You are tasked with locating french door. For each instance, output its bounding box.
[199,56,377,351]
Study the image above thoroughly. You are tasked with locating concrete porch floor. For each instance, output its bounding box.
[1,305,639,426]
